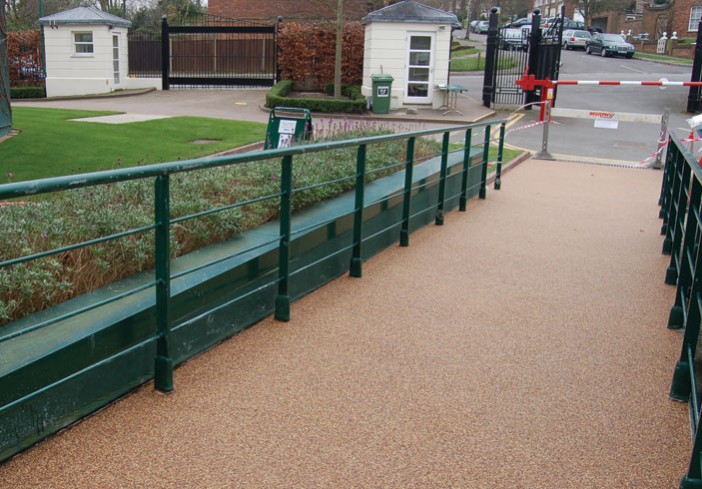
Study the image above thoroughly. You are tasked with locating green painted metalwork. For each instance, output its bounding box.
[494,123,506,190]
[659,132,702,487]
[0,118,508,462]
[154,175,173,393]
[264,107,313,150]
[275,154,293,321]
[459,128,473,212]
[350,145,366,278]
[479,126,491,199]
[435,132,450,226]
[400,137,415,247]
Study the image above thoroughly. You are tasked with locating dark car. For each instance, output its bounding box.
[499,28,528,50]
[585,33,635,58]
[506,17,531,28]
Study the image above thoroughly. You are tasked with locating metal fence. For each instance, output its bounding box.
[128,31,161,78]
[0,120,507,393]
[659,132,702,488]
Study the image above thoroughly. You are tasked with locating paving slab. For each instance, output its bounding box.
[0,159,690,488]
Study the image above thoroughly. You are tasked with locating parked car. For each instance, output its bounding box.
[585,33,635,58]
[563,19,586,30]
[561,29,591,50]
[499,28,528,50]
[469,20,481,32]
[475,20,489,34]
[506,17,531,28]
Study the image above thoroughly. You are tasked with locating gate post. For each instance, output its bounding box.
[161,16,170,91]
[481,7,499,108]
[687,21,702,113]
[525,9,542,108]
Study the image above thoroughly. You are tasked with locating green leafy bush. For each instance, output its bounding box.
[10,86,45,99]
[266,80,367,114]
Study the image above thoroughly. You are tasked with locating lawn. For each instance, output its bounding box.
[450,55,517,72]
[2,108,267,182]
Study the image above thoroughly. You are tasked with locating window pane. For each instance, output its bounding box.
[113,36,119,48]
[408,67,429,82]
[409,52,431,66]
[407,83,428,97]
[76,44,94,53]
[690,7,702,30]
[410,36,431,50]
[75,33,93,43]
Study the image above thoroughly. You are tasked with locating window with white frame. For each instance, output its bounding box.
[690,6,702,31]
[74,32,94,55]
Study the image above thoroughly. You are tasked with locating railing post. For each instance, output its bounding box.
[662,149,688,255]
[482,7,499,108]
[400,137,415,247]
[660,137,675,221]
[161,16,170,91]
[479,125,491,199]
[154,174,173,393]
[350,144,367,277]
[494,122,506,190]
[459,128,473,211]
[435,132,450,225]
[275,155,293,321]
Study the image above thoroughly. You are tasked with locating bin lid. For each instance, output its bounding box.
[371,74,394,82]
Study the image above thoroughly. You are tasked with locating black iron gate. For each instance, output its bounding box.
[492,26,530,105]
[484,8,563,108]
[128,14,277,89]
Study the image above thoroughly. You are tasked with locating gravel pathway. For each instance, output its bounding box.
[0,159,690,488]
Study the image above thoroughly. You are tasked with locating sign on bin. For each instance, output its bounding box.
[265,107,313,150]
[377,86,390,97]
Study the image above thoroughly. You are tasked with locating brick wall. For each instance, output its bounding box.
[208,0,375,21]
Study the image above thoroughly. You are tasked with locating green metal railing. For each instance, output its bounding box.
[659,132,702,489]
[0,120,506,394]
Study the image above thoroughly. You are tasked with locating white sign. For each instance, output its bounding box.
[278,119,297,135]
[377,86,390,97]
[594,119,619,129]
[278,134,293,148]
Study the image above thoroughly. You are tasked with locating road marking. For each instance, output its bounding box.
[620,64,646,74]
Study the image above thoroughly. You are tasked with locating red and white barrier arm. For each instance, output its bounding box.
[553,80,702,87]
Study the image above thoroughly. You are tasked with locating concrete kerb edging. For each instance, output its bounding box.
[257,104,497,126]
[12,88,157,103]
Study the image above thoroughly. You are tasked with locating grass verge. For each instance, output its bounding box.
[450,56,517,72]
[633,52,693,65]
[2,108,267,182]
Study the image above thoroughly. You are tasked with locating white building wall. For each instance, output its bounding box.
[44,24,156,97]
[362,21,453,110]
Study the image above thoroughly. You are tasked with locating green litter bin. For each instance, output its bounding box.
[264,107,313,150]
[371,74,393,114]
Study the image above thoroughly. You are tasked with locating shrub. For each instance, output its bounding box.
[10,86,46,99]
[277,22,364,90]
[266,80,367,114]
[8,30,45,89]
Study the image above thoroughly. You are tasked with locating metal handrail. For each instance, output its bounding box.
[0,119,508,394]
[660,131,702,488]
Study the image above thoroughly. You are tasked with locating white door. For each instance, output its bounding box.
[113,35,120,85]
[406,34,434,103]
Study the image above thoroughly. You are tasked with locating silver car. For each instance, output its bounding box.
[562,29,591,50]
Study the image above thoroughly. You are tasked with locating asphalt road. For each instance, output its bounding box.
[455,34,696,164]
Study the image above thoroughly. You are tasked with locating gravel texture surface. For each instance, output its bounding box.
[0,159,690,488]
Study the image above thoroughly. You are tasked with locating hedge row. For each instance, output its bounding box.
[266,80,367,114]
[10,86,46,99]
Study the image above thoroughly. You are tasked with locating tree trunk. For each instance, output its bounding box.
[0,0,12,138]
[333,0,343,99]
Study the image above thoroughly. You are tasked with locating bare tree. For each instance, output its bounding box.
[574,0,628,24]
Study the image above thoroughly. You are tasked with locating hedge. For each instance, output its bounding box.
[266,80,367,114]
[10,86,46,99]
